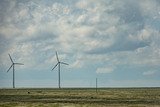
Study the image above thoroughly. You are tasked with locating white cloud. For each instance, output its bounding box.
[139,0,160,18]
[76,0,89,9]
[77,14,87,23]
[70,60,83,68]
[143,70,156,76]
[0,25,21,38]
[96,66,114,74]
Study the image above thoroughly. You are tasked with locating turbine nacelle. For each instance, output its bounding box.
[7,54,24,72]
[52,51,69,70]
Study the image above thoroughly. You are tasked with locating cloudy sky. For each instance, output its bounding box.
[0,0,160,88]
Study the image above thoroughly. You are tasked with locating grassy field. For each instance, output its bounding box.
[0,88,160,107]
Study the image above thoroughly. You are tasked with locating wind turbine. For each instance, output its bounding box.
[51,51,68,88]
[96,78,98,93]
[7,54,24,88]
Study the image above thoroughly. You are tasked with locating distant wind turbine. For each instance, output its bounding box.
[7,54,24,88]
[51,51,69,88]
[96,78,98,93]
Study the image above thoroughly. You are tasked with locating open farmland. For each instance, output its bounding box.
[0,88,160,107]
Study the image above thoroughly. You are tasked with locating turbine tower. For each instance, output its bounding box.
[51,51,68,88]
[7,54,24,88]
[96,78,98,93]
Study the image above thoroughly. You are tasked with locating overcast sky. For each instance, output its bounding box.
[0,0,160,88]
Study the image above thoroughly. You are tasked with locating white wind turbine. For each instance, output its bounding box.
[7,54,24,88]
[51,52,69,88]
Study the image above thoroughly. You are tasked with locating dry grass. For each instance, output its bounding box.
[0,88,160,107]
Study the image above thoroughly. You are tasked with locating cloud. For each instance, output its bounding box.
[0,0,160,88]
[143,71,156,76]
[86,37,150,54]
[84,0,157,54]
[70,60,83,68]
[96,66,114,74]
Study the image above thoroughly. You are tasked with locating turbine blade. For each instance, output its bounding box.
[60,62,69,65]
[14,63,24,65]
[52,63,59,70]
[7,64,13,72]
[56,51,59,62]
[8,54,13,63]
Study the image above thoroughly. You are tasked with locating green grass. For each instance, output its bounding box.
[0,88,160,107]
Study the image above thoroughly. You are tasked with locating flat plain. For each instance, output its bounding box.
[0,88,160,107]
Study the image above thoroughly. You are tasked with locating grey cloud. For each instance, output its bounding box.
[0,0,33,28]
[21,31,58,43]
[0,34,12,54]
[86,36,150,54]
[118,1,143,24]
[84,0,158,54]
[111,1,145,32]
